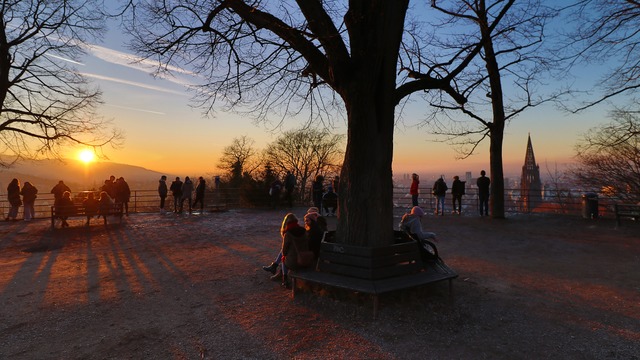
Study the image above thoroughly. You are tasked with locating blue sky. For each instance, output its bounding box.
[66,5,617,181]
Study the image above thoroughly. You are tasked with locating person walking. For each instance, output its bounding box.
[158,175,168,213]
[170,177,183,213]
[477,170,491,216]
[192,176,206,213]
[20,181,38,221]
[180,176,194,214]
[451,175,465,215]
[6,178,22,221]
[410,173,420,207]
[432,176,448,216]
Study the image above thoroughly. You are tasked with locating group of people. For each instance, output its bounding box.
[51,178,124,227]
[261,207,327,288]
[159,175,206,214]
[5,178,38,221]
[100,175,132,215]
[409,170,491,216]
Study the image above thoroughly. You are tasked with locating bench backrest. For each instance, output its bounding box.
[317,231,423,280]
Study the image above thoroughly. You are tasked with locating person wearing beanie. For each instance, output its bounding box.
[399,206,436,242]
[304,207,326,258]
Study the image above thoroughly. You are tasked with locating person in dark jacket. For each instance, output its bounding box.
[262,213,311,288]
[432,176,448,216]
[56,191,75,228]
[192,176,206,213]
[311,174,324,210]
[20,181,38,221]
[477,170,491,216]
[98,191,113,225]
[169,177,183,213]
[451,175,465,215]
[82,192,99,226]
[115,177,131,215]
[180,176,194,214]
[6,178,21,221]
[50,180,71,206]
[303,207,326,259]
[158,175,168,213]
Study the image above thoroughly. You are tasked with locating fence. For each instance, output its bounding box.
[0,186,624,220]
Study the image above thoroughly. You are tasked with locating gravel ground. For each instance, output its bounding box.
[0,208,638,359]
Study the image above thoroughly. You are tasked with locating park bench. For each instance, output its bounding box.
[289,231,458,318]
[50,203,123,229]
[614,203,640,226]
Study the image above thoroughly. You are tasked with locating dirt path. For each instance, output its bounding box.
[0,210,638,359]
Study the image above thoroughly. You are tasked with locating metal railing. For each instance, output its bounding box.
[0,186,623,219]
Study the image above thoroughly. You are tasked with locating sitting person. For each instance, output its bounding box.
[83,192,99,226]
[98,191,113,225]
[322,186,338,216]
[399,206,437,242]
[56,191,76,228]
[303,207,327,259]
[262,213,309,288]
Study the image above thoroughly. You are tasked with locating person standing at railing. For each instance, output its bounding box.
[410,173,420,207]
[50,180,71,206]
[158,175,168,214]
[6,178,22,221]
[477,170,491,216]
[192,176,206,213]
[20,181,38,221]
[451,175,465,215]
[180,176,194,214]
[170,177,183,213]
[432,176,448,216]
[115,177,131,216]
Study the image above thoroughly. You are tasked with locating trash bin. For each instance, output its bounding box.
[582,192,598,219]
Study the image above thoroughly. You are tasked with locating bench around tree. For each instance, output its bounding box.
[289,231,458,318]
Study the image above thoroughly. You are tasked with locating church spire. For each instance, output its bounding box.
[520,134,542,212]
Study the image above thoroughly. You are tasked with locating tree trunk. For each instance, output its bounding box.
[334,1,409,246]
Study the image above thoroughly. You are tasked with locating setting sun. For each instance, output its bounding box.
[78,149,95,164]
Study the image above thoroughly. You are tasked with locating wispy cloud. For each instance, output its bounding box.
[106,104,166,115]
[81,72,188,96]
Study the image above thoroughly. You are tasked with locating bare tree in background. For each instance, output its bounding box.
[217,135,260,184]
[424,0,561,218]
[561,1,640,110]
[263,127,344,202]
[120,1,485,246]
[0,0,122,166]
[572,108,640,202]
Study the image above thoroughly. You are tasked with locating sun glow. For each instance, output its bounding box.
[78,149,96,164]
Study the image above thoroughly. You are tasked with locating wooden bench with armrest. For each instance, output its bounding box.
[614,203,640,226]
[50,203,123,229]
[289,231,458,318]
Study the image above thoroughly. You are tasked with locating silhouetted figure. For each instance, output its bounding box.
[312,174,324,210]
[477,170,491,216]
[284,171,296,208]
[451,175,465,214]
[20,181,38,221]
[6,178,21,221]
[322,186,338,216]
[432,176,448,216]
[170,177,183,213]
[83,192,99,225]
[180,176,194,214]
[193,176,206,213]
[50,180,71,206]
[158,175,168,213]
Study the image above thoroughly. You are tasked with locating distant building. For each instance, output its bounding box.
[520,134,542,212]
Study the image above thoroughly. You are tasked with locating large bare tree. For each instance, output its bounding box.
[121,1,482,246]
[0,0,121,166]
[217,135,260,183]
[422,0,560,218]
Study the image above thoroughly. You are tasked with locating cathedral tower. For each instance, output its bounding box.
[520,134,542,212]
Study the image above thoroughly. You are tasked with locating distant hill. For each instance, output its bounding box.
[0,159,177,192]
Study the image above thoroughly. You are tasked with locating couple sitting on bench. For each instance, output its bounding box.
[261,208,327,288]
